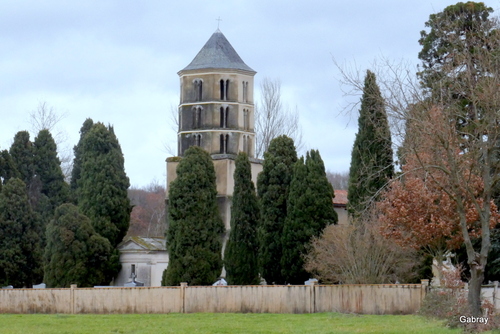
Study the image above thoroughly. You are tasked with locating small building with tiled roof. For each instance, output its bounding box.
[115,236,168,287]
[333,189,349,225]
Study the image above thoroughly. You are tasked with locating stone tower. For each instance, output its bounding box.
[166,30,262,232]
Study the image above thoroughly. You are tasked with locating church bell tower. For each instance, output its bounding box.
[166,29,262,231]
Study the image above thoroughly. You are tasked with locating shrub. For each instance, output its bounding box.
[305,213,418,284]
[419,265,499,332]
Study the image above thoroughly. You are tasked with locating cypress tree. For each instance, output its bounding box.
[281,150,337,284]
[0,149,19,188]
[71,118,94,196]
[9,131,34,187]
[224,152,260,285]
[257,135,297,284]
[44,203,113,287]
[0,178,42,287]
[77,122,131,248]
[163,146,224,286]
[347,70,393,218]
[9,131,49,212]
[33,129,69,214]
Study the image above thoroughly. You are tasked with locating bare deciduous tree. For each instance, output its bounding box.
[28,102,72,181]
[163,104,179,157]
[326,170,349,190]
[255,78,303,158]
[28,101,66,133]
[305,212,417,284]
[127,179,166,237]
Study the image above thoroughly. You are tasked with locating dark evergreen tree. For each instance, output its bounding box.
[257,135,297,284]
[77,122,131,248]
[418,2,494,94]
[70,118,94,195]
[0,179,25,287]
[347,70,394,218]
[163,146,224,286]
[281,150,338,284]
[44,203,113,287]
[0,149,19,189]
[224,152,260,285]
[0,178,42,287]
[486,227,500,282]
[33,129,69,214]
[9,131,34,187]
[9,131,50,214]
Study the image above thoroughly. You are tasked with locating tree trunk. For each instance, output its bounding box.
[468,262,484,317]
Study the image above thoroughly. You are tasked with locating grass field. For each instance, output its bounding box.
[0,313,471,334]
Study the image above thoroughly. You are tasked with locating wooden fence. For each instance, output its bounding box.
[0,282,428,315]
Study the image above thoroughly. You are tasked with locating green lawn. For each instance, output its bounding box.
[0,313,469,334]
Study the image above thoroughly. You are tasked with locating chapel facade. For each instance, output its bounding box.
[166,29,263,232]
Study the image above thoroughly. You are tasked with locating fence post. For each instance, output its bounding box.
[494,281,498,311]
[420,279,429,305]
[180,282,188,313]
[310,281,317,314]
[70,284,77,314]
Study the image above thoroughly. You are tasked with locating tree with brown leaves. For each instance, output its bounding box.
[378,112,500,284]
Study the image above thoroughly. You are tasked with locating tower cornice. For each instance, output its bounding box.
[178,68,256,77]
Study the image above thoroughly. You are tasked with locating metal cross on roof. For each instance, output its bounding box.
[216,17,222,29]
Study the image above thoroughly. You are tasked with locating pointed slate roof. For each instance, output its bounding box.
[180,30,256,74]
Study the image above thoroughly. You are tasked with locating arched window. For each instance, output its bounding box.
[192,108,196,129]
[220,80,225,100]
[197,107,201,128]
[242,81,248,103]
[192,133,201,147]
[243,109,249,130]
[220,134,229,154]
[220,79,230,100]
[242,81,245,102]
[247,136,252,155]
[194,79,203,101]
[242,135,251,155]
[178,135,181,155]
[220,134,225,154]
[220,107,224,128]
[220,106,228,128]
[225,107,229,128]
[193,106,202,129]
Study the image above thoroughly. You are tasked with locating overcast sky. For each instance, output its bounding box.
[2,0,498,187]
